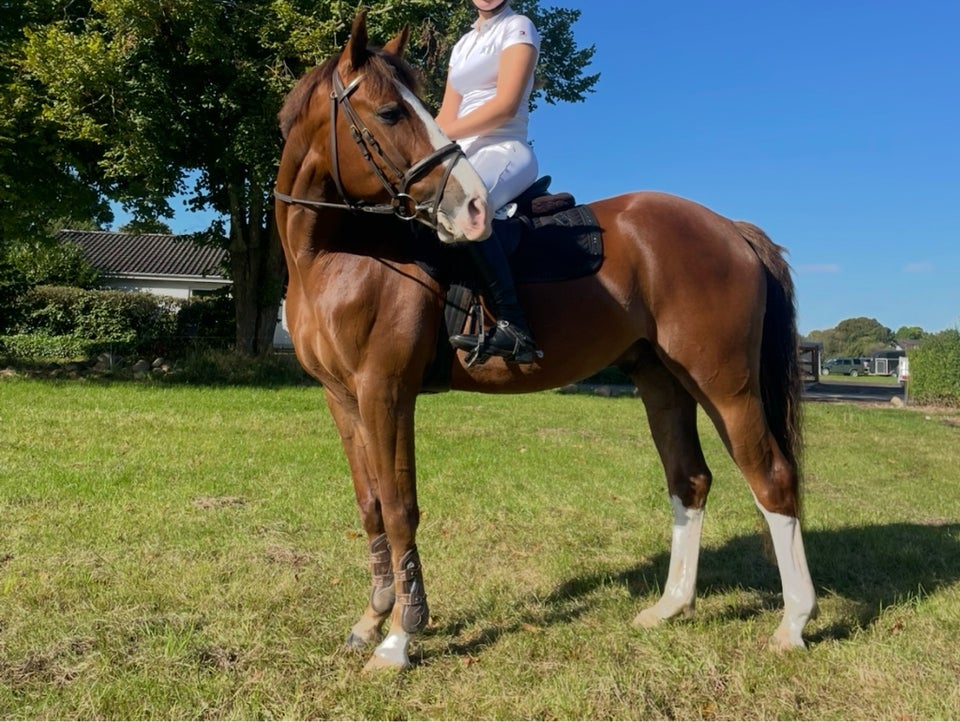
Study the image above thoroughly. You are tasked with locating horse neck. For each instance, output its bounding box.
[281,210,434,290]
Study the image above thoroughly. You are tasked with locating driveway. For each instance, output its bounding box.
[803,380,905,404]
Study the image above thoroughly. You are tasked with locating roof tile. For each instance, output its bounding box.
[57,229,228,279]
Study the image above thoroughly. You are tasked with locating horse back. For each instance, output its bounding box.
[450,191,771,393]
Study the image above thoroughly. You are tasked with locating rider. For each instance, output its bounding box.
[436,0,540,364]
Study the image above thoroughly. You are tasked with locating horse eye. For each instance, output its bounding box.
[376,103,405,125]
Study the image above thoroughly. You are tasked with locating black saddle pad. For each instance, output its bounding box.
[503,204,603,283]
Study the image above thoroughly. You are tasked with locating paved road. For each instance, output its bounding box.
[803,381,904,404]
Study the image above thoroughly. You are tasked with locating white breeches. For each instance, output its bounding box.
[463,138,539,212]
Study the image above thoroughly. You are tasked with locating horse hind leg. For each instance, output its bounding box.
[709,393,818,649]
[754,495,818,649]
[629,355,713,628]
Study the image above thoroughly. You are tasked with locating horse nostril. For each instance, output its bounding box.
[468,196,489,238]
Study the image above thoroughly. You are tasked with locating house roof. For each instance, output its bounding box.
[57,229,228,280]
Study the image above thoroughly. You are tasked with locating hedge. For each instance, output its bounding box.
[0,334,113,360]
[909,329,960,406]
[5,286,234,360]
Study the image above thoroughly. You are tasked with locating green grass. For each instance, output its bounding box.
[1,379,959,719]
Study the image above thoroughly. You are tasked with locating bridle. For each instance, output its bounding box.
[274,68,466,226]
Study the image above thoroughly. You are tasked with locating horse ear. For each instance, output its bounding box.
[383,24,410,59]
[344,11,370,71]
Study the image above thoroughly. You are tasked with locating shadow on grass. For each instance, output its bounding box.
[423,521,960,660]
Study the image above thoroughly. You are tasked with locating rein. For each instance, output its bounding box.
[275,69,465,226]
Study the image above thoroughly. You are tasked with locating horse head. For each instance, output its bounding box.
[277,11,491,243]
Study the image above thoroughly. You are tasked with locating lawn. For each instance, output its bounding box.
[1,378,958,719]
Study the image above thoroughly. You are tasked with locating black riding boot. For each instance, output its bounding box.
[450,229,539,364]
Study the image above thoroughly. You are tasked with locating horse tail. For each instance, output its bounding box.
[734,221,805,497]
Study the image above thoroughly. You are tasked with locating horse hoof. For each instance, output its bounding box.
[633,603,695,629]
[344,632,374,651]
[768,627,808,652]
[632,607,666,629]
[362,651,410,673]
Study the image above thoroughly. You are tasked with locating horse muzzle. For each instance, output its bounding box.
[437,191,490,243]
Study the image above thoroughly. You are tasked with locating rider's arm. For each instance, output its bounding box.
[435,78,463,137]
[435,42,537,141]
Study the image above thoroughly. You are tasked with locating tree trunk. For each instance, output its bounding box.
[227,179,284,355]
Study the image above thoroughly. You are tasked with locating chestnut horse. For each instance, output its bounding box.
[275,13,817,671]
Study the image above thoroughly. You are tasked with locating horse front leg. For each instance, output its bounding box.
[324,389,396,650]
[355,389,428,672]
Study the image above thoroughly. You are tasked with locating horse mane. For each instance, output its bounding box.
[278,47,422,140]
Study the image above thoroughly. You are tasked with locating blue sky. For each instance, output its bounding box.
[528,0,959,336]
[136,0,959,337]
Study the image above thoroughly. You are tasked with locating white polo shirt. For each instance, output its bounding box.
[447,7,540,154]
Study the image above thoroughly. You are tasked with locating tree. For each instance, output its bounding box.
[118,219,173,235]
[895,326,925,341]
[807,317,896,357]
[4,238,101,289]
[0,0,112,246]
[12,0,597,354]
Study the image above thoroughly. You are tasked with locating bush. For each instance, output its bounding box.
[909,329,960,406]
[6,286,236,361]
[0,259,30,333]
[0,333,109,360]
[4,239,101,289]
[1,279,241,364]
[171,293,235,353]
[13,286,174,357]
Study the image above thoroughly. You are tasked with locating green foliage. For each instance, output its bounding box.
[909,329,960,406]
[806,316,896,357]
[170,348,311,385]
[118,218,173,235]
[514,0,599,110]
[3,238,101,288]
[172,292,235,351]
[5,285,233,359]
[0,1,112,244]
[14,285,169,355]
[895,325,926,340]
[0,257,30,332]
[0,333,108,360]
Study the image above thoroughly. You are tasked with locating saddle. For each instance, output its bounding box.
[421,177,604,391]
[494,176,602,284]
[424,176,603,285]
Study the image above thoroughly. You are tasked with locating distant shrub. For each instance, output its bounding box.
[909,329,960,406]
[3,285,241,361]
